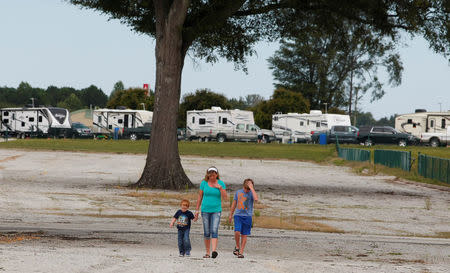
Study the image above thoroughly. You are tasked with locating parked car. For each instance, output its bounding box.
[311,125,359,144]
[420,127,450,147]
[357,126,418,146]
[122,122,152,140]
[67,122,93,138]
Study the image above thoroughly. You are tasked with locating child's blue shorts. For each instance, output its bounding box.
[234,215,252,235]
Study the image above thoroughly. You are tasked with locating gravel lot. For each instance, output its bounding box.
[0,148,449,273]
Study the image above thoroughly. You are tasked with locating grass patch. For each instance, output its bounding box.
[47,212,166,220]
[253,215,343,233]
[0,232,42,243]
[0,139,336,163]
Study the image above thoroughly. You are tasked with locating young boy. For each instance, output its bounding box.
[228,178,259,258]
[170,199,195,257]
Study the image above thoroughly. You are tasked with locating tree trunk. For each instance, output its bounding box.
[135,0,194,190]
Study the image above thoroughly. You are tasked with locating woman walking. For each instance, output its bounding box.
[194,166,227,259]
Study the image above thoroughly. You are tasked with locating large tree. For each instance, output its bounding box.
[69,0,450,189]
[268,19,403,112]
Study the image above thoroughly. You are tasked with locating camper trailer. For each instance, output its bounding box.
[0,107,71,138]
[395,109,450,138]
[92,108,153,137]
[272,110,351,143]
[186,107,274,142]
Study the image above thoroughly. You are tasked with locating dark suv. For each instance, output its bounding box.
[67,122,93,138]
[357,126,417,146]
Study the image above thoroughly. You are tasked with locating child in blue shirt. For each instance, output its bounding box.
[228,178,259,258]
[170,199,195,257]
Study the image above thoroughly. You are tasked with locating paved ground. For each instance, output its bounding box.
[0,149,449,273]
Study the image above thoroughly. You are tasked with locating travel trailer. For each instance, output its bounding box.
[186,106,275,142]
[92,108,153,136]
[395,109,450,138]
[0,107,71,138]
[272,110,351,143]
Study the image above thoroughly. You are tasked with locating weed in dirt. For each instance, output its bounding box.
[424,197,432,210]
[388,252,403,256]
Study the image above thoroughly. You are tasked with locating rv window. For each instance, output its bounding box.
[218,117,222,123]
[442,119,446,129]
[21,122,25,127]
[192,117,195,123]
[373,128,383,133]
[246,124,257,131]
[98,116,102,123]
[407,119,412,124]
[118,119,123,124]
[199,118,206,125]
[273,116,278,121]
[29,117,34,122]
[3,111,8,116]
[307,120,309,125]
[222,118,227,124]
[108,125,112,129]
[3,119,8,124]
[236,124,245,130]
[316,122,320,128]
[300,121,304,126]
[430,120,434,128]
[38,116,42,122]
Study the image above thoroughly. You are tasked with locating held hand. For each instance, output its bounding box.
[170,223,173,228]
[228,215,232,223]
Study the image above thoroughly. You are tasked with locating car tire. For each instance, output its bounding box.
[430,138,440,147]
[217,134,226,143]
[130,133,138,141]
[364,139,373,146]
[398,139,407,147]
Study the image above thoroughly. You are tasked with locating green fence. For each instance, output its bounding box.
[374,150,411,171]
[418,154,450,184]
[337,147,371,162]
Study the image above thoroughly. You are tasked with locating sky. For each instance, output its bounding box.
[1,0,449,119]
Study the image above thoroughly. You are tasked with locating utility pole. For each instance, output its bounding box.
[30,98,35,108]
[323,103,328,114]
[140,103,145,110]
[438,102,442,112]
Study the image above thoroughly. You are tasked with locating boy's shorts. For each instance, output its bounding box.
[234,215,252,235]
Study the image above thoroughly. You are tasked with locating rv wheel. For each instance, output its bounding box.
[217,134,226,143]
[398,139,407,147]
[130,133,138,141]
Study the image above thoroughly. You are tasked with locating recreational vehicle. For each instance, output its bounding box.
[186,107,274,142]
[92,108,153,137]
[0,107,71,138]
[272,110,351,143]
[395,109,450,138]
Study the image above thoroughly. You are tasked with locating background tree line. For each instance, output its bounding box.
[0,82,108,111]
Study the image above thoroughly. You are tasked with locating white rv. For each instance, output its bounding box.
[395,109,450,138]
[0,107,71,138]
[92,108,153,136]
[186,107,274,142]
[272,110,351,143]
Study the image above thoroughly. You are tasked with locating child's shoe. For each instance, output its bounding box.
[179,253,184,257]
[185,252,191,257]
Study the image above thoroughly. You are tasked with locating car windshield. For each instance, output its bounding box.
[73,123,88,129]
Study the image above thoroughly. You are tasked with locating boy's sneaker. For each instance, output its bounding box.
[179,253,184,257]
[185,253,191,257]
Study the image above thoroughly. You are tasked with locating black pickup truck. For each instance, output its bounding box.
[357,126,417,146]
[122,122,152,140]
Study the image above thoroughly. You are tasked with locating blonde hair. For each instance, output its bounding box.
[180,199,190,207]
[204,166,220,181]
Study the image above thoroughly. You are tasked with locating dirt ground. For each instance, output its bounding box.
[0,148,449,273]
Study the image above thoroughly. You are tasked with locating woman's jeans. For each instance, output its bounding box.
[177,228,191,255]
[201,211,221,238]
